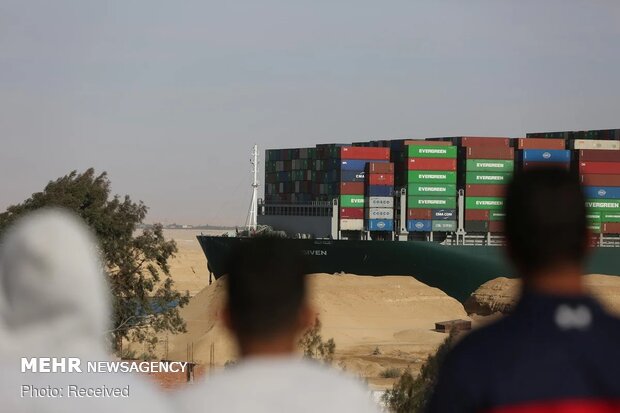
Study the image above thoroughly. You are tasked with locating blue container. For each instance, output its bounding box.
[366,185,392,196]
[583,186,620,199]
[407,219,432,232]
[340,159,387,171]
[432,209,456,220]
[340,170,366,182]
[367,219,393,231]
[520,149,571,163]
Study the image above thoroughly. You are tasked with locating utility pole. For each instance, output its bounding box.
[246,144,259,232]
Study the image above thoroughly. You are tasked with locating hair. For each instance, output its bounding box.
[504,168,588,275]
[225,237,308,341]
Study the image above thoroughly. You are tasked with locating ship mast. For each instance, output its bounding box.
[246,144,259,232]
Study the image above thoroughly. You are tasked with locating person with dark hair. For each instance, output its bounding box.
[428,168,620,412]
[176,238,379,413]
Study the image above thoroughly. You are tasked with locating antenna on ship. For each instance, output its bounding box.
[245,144,259,232]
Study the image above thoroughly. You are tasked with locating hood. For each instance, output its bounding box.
[0,208,110,358]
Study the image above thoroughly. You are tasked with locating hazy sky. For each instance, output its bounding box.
[1,1,619,225]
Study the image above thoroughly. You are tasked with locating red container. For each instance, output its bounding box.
[340,182,365,195]
[466,146,514,160]
[523,161,570,171]
[368,173,394,186]
[368,162,395,173]
[517,138,565,150]
[465,210,490,221]
[466,184,506,197]
[407,208,432,219]
[579,150,620,162]
[405,140,453,146]
[489,221,504,233]
[602,223,620,234]
[580,174,620,186]
[460,137,510,147]
[340,147,390,160]
[407,158,457,171]
[340,208,364,219]
[579,162,620,174]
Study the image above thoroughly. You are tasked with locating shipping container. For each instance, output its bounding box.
[432,220,457,232]
[407,220,432,232]
[580,174,620,186]
[465,220,490,232]
[367,219,393,231]
[405,140,453,146]
[366,185,393,197]
[340,170,366,182]
[367,162,394,173]
[489,221,504,233]
[408,209,432,220]
[465,172,512,184]
[366,208,394,220]
[574,140,620,150]
[517,138,565,150]
[466,159,514,172]
[407,183,457,196]
[585,199,620,211]
[459,137,511,147]
[579,162,620,175]
[366,197,394,208]
[588,221,601,233]
[340,182,365,195]
[465,146,514,160]
[339,208,364,219]
[490,211,505,221]
[432,209,457,220]
[602,222,620,234]
[339,219,364,231]
[522,161,571,171]
[520,149,571,163]
[341,147,390,160]
[583,186,620,199]
[579,150,620,162]
[408,158,457,171]
[465,210,489,221]
[465,197,505,210]
[466,184,506,197]
[368,173,395,186]
[407,145,457,159]
[407,170,457,184]
[603,213,620,223]
[341,160,369,171]
[408,196,457,209]
[340,195,365,208]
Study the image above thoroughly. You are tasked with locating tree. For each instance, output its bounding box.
[0,168,190,353]
[383,331,457,413]
[298,317,336,363]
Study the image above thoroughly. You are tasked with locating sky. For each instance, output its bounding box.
[1,1,619,226]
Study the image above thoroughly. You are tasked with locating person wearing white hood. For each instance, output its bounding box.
[0,208,173,413]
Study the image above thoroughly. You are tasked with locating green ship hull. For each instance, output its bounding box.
[197,236,620,303]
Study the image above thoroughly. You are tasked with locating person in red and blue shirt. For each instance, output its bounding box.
[428,168,620,413]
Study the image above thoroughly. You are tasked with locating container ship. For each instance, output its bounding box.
[198,129,620,303]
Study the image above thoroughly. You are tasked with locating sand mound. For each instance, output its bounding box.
[159,273,468,387]
[466,274,620,316]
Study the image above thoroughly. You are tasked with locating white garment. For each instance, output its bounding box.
[175,356,381,413]
[0,209,173,413]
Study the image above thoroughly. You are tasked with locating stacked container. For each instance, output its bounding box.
[339,147,390,231]
[460,138,513,233]
[579,148,620,235]
[406,142,458,233]
[365,162,395,232]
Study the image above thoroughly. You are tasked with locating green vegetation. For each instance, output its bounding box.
[298,317,336,363]
[383,331,457,413]
[0,168,190,354]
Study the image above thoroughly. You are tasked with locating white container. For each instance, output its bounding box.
[339,219,364,231]
[366,208,394,219]
[574,140,620,150]
[365,196,394,208]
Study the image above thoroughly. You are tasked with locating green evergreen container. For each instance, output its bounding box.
[408,196,457,209]
[407,184,457,196]
[407,145,457,158]
[490,211,505,221]
[586,199,620,212]
[340,195,365,208]
[465,172,512,184]
[466,159,514,172]
[602,213,620,222]
[407,171,457,184]
[466,197,505,210]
